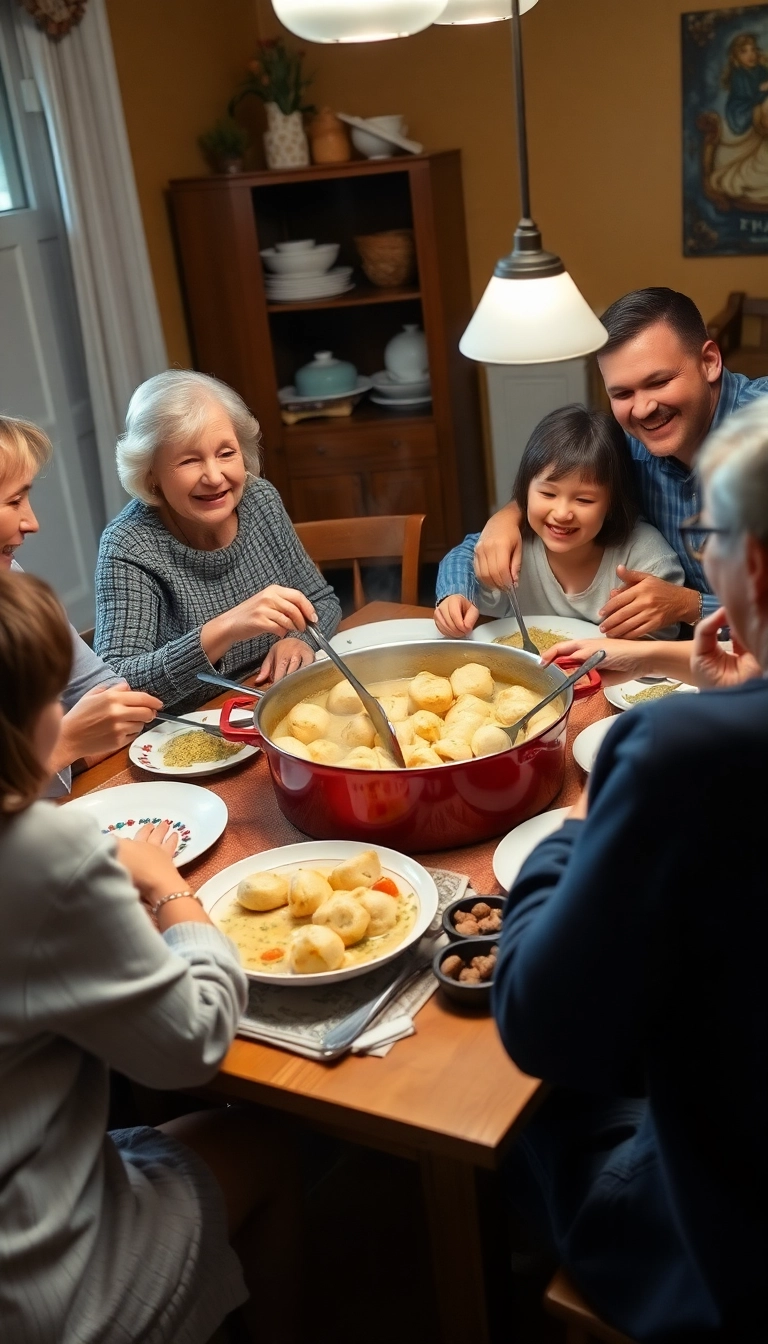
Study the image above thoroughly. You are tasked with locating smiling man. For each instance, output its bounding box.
[474,288,768,637]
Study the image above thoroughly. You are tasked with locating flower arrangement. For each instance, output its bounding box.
[229,38,314,118]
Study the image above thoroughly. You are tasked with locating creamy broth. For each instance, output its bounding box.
[215,863,418,975]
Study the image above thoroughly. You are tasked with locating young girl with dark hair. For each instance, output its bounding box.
[435,405,684,639]
[0,571,298,1344]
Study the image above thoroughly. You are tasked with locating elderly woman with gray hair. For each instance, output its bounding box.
[492,398,768,1341]
[95,371,341,711]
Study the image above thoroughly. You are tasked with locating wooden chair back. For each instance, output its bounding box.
[708,292,768,378]
[543,1269,637,1344]
[294,514,425,611]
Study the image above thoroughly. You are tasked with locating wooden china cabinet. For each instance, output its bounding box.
[168,152,487,560]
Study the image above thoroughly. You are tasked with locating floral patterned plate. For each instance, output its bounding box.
[63,782,228,867]
[129,709,258,777]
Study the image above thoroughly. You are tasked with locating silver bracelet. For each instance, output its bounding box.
[150,889,200,918]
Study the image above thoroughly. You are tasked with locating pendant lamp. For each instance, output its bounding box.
[435,0,538,23]
[272,1,446,43]
[459,0,607,363]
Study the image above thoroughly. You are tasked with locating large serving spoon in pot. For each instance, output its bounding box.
[505,583,539,656]
[303,622,407,768]
[502,650,606,746]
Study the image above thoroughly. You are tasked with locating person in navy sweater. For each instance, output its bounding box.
[492,398,768,1341]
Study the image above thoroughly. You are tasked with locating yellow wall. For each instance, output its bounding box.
[108,0,767,366]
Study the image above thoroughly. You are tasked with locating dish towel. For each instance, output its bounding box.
[236,868,469,1059]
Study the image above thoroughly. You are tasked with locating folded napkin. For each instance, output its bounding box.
[236,868,469,1060]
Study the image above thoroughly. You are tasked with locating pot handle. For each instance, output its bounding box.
[220,696,263,745]
[554,657,602,700]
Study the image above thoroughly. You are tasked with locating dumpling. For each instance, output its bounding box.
[404,743,442,768]
[450,662,494,701]
[307,738,346,764]
[441,711,486,744]
[358,891,398,937]
[494,685,540,726]
[236,870,289,911]
[411,710,445,744]
[273,736,312,761]
[471,724,511,758]
[329,850,382,890]
[290,924,345,974]
[377,693,409,723]
[341,713,376,749]
[342,746,381,770]
[327,681,363,715]
[395,717,416,748]
[408,671,454,715]
[445,693,494,725]
[312,893,370,947]
[520,702,561,740]
[287,702,330,744]
[288,868,333,918]
[433,736,473,763]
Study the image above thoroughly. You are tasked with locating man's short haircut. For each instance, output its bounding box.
[600,288,709,356]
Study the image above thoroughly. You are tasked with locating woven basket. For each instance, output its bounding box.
[354,229,416,288]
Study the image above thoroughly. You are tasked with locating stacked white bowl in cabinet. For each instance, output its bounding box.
[260,240,352,301]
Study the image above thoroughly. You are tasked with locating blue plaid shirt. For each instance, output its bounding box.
[437,368,768,617]
[626,367,768,617]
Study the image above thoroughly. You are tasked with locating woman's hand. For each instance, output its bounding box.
[434,594,480,638]
[51,682,162,771]
[116,828,211,930]
[201,585,318,664]
[254,636,314,684]
[690,606,761,689]
[472,502,524,589]
[540,637,648,678]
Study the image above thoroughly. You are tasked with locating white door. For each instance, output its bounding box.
[0,0,102,629]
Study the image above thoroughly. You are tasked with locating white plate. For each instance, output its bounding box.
[328,618,442,655]
[197,840,438,986]
[370,370,431,399]
[603,679,698,712]
[63,782,228,867]
[469,615,601,646]
[278,376,372,408]
[129,709,258,778]
[268,284,356,303]
[370,392,432,407]
[337,112,423,155]
[572,718,617,774]
[493,806,572,891]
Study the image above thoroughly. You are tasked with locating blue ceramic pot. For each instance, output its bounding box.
[295,350,357,398]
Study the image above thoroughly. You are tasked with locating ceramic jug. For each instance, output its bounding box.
[295,351,357,398]
[384,325,429,384]
[308,108,352,164]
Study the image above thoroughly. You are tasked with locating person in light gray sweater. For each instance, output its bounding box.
[0,571,297,1344]
[95,371,341,712]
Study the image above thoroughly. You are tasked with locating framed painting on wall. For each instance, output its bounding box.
[682,5,768,255]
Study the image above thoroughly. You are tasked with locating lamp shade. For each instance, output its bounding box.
[272,1,446,42]
[435,0,538,23]
[459,270,608,364]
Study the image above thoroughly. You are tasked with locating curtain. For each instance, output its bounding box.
[20,0,167,518]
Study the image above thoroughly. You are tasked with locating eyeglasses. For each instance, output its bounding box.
[679,512,731,562]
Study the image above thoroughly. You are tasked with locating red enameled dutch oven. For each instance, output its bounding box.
[218,640,599,854]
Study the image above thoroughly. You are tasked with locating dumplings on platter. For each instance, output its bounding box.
[288,868,333,918]
[270,659,561,773]
[290,925,345,974]
[312,893,370,946]
[236,871,289,911]
[450,663,494,701]
[330,849,382,890]
[408,671,454,715]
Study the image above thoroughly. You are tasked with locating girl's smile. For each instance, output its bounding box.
[528,469,610,555]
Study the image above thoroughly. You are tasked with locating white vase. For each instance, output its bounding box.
[263,104,310,170]
[384,324,429,384]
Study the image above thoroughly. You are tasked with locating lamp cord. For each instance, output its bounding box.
[511,0,531,222]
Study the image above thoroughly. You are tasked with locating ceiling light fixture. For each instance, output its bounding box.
[459,0,607,363]
[435,0,538,24]
[272,0,447,43]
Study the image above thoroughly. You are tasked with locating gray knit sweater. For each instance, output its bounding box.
[94,478,341,711]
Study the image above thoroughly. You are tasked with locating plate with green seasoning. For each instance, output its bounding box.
[129,709,258,778]
[604,680,698,713]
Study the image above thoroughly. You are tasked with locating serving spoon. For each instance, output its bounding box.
[505,583,539,656]
[304,622,406,768]
[152,709,227,739]
[502,650,606,746]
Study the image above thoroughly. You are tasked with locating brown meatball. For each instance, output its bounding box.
[454,909,473,925]
[470,954,496,982]
[477,911,502,935]
[456,916,480,937]
[441,954,464,981]
[471,902,491,919]
[458,966,482,984]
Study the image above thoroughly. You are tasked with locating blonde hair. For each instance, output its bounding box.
[697,399,768,547]
[721,33,767,87]
[0,571,72,813]
[0,416,52,488]
[116,370,263,505]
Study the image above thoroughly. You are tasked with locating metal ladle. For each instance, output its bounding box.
[505,583,539,656]
[304,623,406,768]
[502,650,606,746]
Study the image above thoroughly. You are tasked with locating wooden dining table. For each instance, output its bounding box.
[71,601,615,1344]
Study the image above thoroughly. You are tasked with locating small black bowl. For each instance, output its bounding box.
[433,937,498,1009]
[442,894,505,943]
